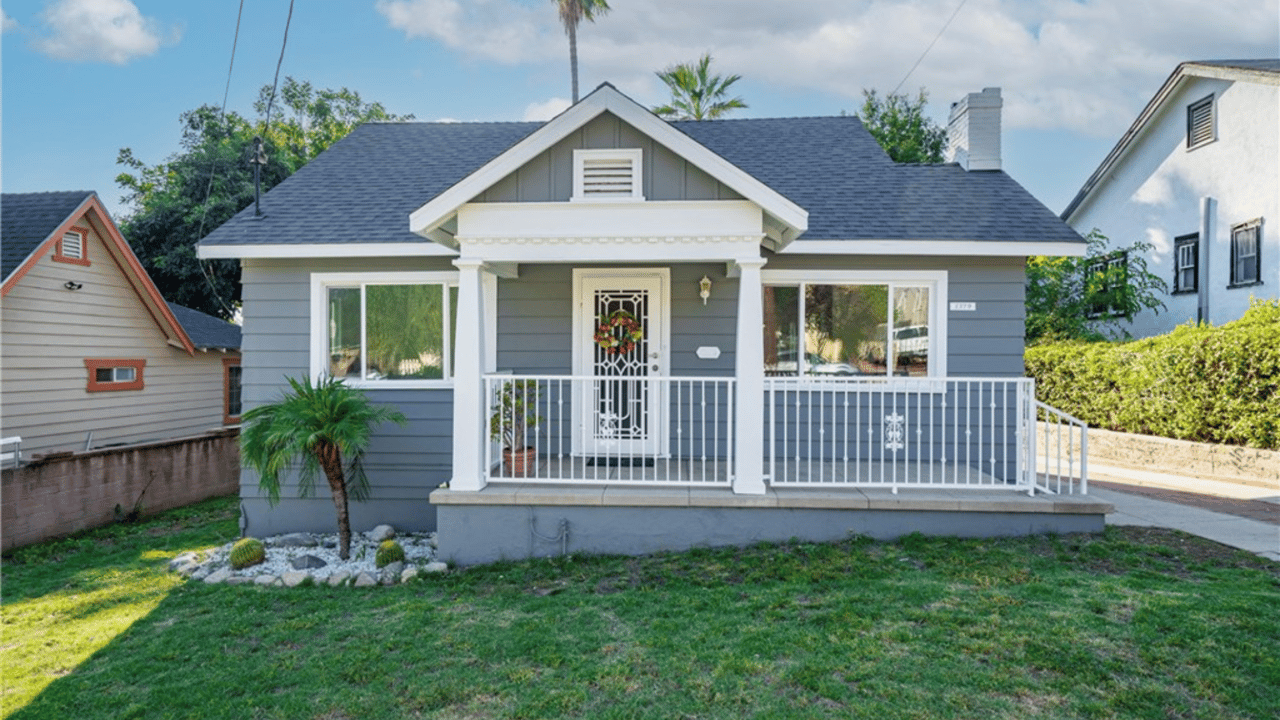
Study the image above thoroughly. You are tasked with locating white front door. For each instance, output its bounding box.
[573,269,670,457]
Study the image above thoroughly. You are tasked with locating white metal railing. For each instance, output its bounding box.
[765,377,1086,494]
[1033,403,1089,495]
[1,436,21,469]
[480,375,1088,494]
[484,374,734,486]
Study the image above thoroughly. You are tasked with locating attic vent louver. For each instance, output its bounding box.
[61,231,84,259]
[573,149,644,202]
[1187,95,1214,149]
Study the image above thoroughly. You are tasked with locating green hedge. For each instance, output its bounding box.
[1025,300,1280,449]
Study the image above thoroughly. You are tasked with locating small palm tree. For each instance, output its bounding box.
[241,376,407,559]
[653,54,748,120]
[555,0,611,103]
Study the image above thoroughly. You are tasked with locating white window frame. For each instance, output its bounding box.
[1173,234,1198,294]
[572,148,644,202]
[1229,219,1262,287]
[761,270,948,379]
[310,271,462,389]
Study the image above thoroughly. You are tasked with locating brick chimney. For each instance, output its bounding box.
[945,87,1002,171]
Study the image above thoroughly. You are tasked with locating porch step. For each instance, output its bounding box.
[431,484,1113,515]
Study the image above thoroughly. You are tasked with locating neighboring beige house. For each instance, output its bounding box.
[1,191,241,458]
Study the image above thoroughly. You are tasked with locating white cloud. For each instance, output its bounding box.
[2,12,18,33]
[377,0,1279,136]
[33,0,178,64]
[522,97,571,121]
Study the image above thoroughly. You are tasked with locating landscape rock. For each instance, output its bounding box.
[290,554,328,570]
[401,567,419,583]
[225,576,253,586]
[281,571,310,588]
[424,561,448,573]
[379,561,404,585]
[174,561,200,577]
[427,533,438,549]
[327,571,351,587]
[169,552,199,572]
[271,533,318,548]
[354,572,378,587]
[367,524,396,542]
[204,569,232,584]
[190,567,211,581]
[255,575,279,586]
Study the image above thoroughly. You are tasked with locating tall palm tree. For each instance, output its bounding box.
[555,0,611,103]
[241,376,406,559]
[653,54,748,120]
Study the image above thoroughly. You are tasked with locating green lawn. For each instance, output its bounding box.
[3,496,1278,720]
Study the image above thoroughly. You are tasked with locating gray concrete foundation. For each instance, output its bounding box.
[432,485,1110,566]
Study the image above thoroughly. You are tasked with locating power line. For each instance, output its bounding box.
[190,0,245,319]
[261,0,296,129]
[892,0,969,96]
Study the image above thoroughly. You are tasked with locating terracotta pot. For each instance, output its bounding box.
[502,446,537,477]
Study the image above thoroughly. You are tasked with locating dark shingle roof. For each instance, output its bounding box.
[2,191,94,278]
[1189,59,1280,74]
[201,115,1082,247]
[166,302,241,350]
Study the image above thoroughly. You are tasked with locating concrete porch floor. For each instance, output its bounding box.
[431,484,1112,565]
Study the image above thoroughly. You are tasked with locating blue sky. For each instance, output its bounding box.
[3,0,1278,222]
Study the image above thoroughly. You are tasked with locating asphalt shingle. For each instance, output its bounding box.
[166,302,241,350]
[200,115,1083,248]
[2,191,94,279]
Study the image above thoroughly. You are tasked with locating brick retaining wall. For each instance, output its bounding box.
[2,429,239,552]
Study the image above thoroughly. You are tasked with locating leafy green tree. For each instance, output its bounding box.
[554,0,611,103]
[858,89,947,164]
[653,54,748,120]
[115,78,411,319]
[240,376,407,560]
[1025,230,1168,342]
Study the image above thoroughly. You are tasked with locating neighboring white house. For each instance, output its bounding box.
[1063,59,1279,337]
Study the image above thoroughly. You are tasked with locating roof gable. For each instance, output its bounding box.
[1063,58,1280,219]
[409,83,809,246]
[166,302,241,350]
[1,191,196,355]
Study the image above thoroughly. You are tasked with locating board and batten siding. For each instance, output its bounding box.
[1,225,233,457]
[237,257,458,536]
[477,112,745,204]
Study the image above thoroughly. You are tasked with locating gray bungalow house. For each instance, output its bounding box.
[200,84,1102,564]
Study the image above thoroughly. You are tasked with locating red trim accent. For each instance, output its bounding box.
[52,225,92,266]
[85,358,146,392]
[222,357,242,424]
[0,195,198,356]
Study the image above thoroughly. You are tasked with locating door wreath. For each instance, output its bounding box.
[594,310,644,354]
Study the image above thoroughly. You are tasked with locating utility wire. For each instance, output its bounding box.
[261,0,296,129]
[892,0,969,96]
[189,0,244,319]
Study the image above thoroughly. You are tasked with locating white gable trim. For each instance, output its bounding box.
[408,84,808,244]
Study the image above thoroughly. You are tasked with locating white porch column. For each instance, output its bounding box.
[450,258,487,492]
[733,257,767,495]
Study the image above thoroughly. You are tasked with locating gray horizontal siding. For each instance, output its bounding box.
[238,257,457,535]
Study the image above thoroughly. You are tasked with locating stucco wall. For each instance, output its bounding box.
[1068,75,1279,337]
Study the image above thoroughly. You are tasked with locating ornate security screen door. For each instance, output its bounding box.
[575,271,668,457]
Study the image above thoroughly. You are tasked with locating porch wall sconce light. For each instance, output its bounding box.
[64,281,83,291]
[699,275,712,305]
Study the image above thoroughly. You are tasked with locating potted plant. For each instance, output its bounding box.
[489,378,541,477]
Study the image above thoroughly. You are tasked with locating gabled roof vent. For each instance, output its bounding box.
[573,149,644,201]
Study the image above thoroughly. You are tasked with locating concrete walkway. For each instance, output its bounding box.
[1088,476,1280,562]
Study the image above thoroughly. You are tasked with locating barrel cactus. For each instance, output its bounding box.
[375,540,405,568]
[229,537,266,569]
